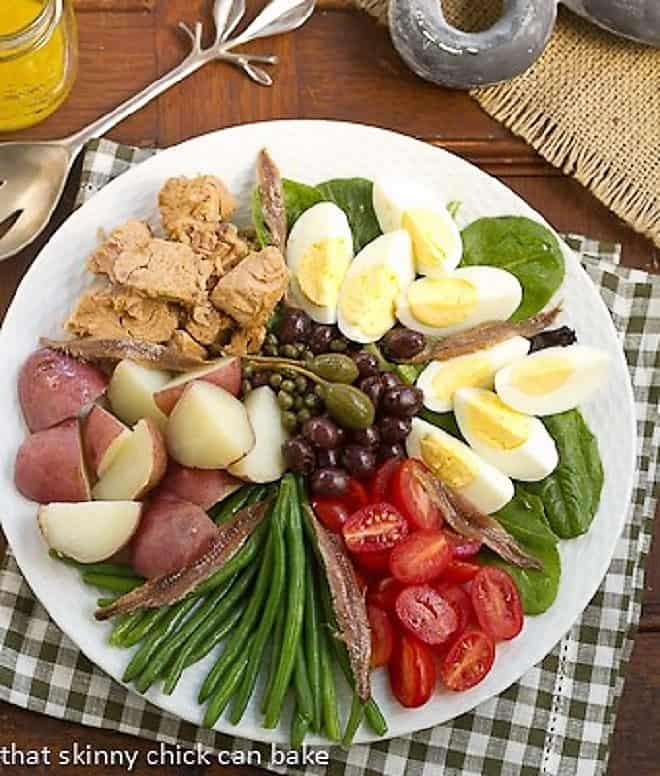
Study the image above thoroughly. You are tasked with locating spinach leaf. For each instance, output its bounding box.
[251,188,270,248]
[317,178,382,251]
[480,488,561,615]
[527,410,604,539]
[460,216,565,320]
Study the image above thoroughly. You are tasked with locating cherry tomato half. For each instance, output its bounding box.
[389,632,436,708]
[343,478,369,512]
[471,567,523,642]
[354,549,392,576]
[441,560,481,585]
[389,530,453,584]
[367,604,394,667]
[343,503,409,554]
[435,582,475,637]
[312,498,350,533]
[370,458,401,502]
[392,459,443,531]
[395,584,458,645]
[445,531,482,559]
[367,577,403,612]
[439,629,495,691]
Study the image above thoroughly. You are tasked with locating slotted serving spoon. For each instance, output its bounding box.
[0,0,315,262]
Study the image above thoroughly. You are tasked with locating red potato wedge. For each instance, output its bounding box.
[229,387,289,483]
[15,419,91,503]
[39,501,142,563]
[131,493,218,578]
[82,405,131,477]
[18,348,108,432]
[92,418,167,501]
[153,357,241,416]
[166,381,255,469]
[159,463,243,511]
[108,359,170,431]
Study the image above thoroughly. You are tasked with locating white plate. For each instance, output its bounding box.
[0,121,636,744]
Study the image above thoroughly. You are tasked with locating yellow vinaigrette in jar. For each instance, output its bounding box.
[0,0,78,131]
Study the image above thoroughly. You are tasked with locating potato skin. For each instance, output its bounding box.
[19,348,108,432]
[15,419,91,503]
[82,405,129,476]
[159,463,242,510]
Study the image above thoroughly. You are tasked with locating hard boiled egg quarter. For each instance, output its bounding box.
[286,202,354,324]
[396,266,522,337]
[454,387,558,482]
[416,336,530,413]
[337,230,415,343]
[495,344,611,416]
[406,418,514,514]
[372,177,462,277]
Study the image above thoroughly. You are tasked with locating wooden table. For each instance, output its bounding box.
[1,2,658,773]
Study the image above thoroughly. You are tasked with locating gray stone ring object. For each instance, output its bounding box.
[389,1,660,90]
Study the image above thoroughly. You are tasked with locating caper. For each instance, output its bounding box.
[281,344,298,359]
[282,411,299,433]
[302,348,315,362]
[269,373,283,389]
[304,393,321,410]
[266,332,278,346]
[297,408,312,424]
[295,376,309,394]
[309,353,359,384]
[314,384,325,398]
[277,391,294,410]
[329,338,348,352]
[294,395,304,411]
[282,368,298,380]
[281,379,296,394]
[320,383,376,430]
[263,343,278,356]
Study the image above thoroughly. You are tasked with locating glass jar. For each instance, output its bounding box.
[0,0,78,132]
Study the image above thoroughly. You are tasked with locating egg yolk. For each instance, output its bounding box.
[340,265,399,337]
[407,276,478,328]
[420,434,476,489]
[464,391,531,450]
[402,209,452,272]
[510,355,573,395]
[297,239,351,307]
[431,356,494,404]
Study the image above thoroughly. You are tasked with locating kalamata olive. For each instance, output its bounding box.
[309,353,359,384]
[358,375,384,409]
[351,425,380,449]
[302,416,341,449]
[352,351,379,379]
[379,415,412,443]
[381,327,426,361]
[310,467,350,498]
[342,444,378,480]
[382,385,423,418]
[282,437,316,475]
[381,372,403,391]
[251,369,272,388]
[378,442,406,461]
[278,307,312,345]
[317,447,341,468]
[309,325,335,354]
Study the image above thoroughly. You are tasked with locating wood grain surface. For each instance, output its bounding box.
[1,2,658,774]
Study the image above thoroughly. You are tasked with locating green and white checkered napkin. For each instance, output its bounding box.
[1,139,658,776]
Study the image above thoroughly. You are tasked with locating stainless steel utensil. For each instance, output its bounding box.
[0,0,315,262]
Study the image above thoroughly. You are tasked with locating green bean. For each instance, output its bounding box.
[50,550,139,577]
[261,604,285,714]
[209,485,254,524]
[341,692,364,749]
[203,652,249,728]
[319,627,341,742]
[263,475,306,728]
[292,642,314,724]
[82,572,142,594]
[199,533,275,703]
[97,597,115,608]
[163,564,259,694]
[121,606,172,648]
[122,598,197,683]
[229,482,289,724]
[183,604,244,668]
[134,579,234,693]
[303,553,322,732]
[291,708,310,749]
[109,610,148,647]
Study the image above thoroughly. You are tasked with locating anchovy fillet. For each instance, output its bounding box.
[94,499,270,620]
[257,149,287,252]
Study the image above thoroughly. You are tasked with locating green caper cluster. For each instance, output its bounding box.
[241,363,323,433]
[262,332,314,361]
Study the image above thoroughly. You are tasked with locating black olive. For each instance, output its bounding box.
[282,437,316,475]
[341,444,378,480]
[351,425,380,449]
[381,372,403,391]
[378,442,406,461]
[379,415,412,443]
[382,385,423,418]
[302,417,341,449]
[278,307,312,345]
[381,327,426,360]
[352,350,380,379]
[310,467,350,498]
[358,375,384,409]
[309,325,335,354]
[316,447,341,469]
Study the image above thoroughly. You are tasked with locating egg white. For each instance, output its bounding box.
[406,418,514,514]
[495,345,611,416]
[337,230,415,343]
[396,266,523,337]
[286,202,354,324]
[417,336,530,413]
[454,387,558,482]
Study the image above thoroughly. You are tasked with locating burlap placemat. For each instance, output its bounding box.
[356,1,660,250]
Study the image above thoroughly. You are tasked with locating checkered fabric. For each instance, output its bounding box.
[1,139,658,776]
